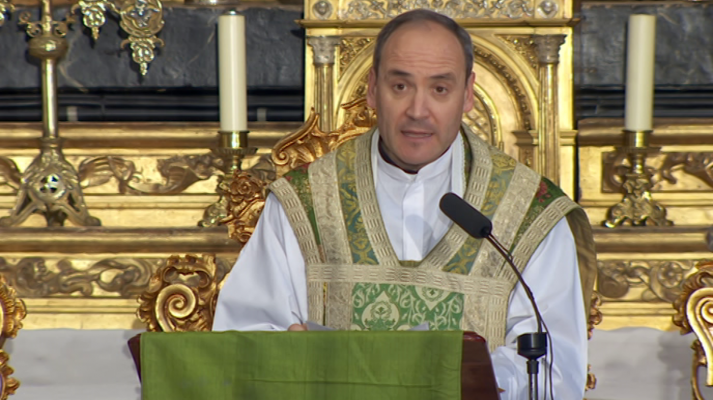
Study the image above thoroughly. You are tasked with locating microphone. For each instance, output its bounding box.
[439,192,550,400]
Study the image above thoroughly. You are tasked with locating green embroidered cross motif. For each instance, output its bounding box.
[351,283,464,331]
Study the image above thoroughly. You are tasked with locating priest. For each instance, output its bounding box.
[214,9,596,399]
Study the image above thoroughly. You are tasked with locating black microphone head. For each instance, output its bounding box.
[439,192,492,239]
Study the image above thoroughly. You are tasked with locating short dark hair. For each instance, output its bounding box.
[372,9,474,81]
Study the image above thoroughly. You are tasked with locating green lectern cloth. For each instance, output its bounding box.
[141,330,463,400]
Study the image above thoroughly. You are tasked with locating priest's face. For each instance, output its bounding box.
[367,20,475,172]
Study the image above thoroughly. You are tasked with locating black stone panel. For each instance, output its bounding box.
[578,3,713,88]
[0,6,304,90]
[576,88,713,121]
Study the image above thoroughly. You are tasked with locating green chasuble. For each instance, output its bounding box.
[269,126,596,351]
[141,330,463,400]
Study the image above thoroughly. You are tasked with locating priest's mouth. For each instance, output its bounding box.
[401,130,434,138]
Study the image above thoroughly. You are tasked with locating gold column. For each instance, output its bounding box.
[533,34,566,184]
[0,0,100,227]
[307,36,339,132]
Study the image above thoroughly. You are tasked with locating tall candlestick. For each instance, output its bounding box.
[218,10,247,132]
[624,14,656,132]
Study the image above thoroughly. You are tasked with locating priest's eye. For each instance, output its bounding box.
[435,86,448,94]
[393,83,406,91]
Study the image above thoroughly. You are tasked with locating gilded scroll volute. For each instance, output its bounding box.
[272,110,342,178]
[0,274,26,399]
[672,260,713,399]
[137,254,220,332]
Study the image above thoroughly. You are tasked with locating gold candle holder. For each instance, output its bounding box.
[198,130,256,227]
[0,0,13,27]
[0,0,100,227]
[603,129,672,228]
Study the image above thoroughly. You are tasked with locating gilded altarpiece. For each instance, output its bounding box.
[2,0,707,338]
[0,0,583,331]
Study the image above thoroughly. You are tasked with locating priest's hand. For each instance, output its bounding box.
[288,323,308,331]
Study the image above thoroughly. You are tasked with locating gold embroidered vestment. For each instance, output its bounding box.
[269,127,596,350]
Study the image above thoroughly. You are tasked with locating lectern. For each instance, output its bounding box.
[129,331,499,400]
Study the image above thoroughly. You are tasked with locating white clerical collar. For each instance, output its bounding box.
[371,129,465,197]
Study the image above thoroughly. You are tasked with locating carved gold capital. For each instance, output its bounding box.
[308,36,340,65]
[532,34,565,64]
[497,35,538,72]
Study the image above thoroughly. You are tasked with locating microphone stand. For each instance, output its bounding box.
[487,235,547,400]
[438,192,550,400]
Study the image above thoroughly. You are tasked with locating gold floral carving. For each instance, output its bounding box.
[0,275,26,341]
[339,0,534,20]
[585,365,597,393]
[598,259,698,303]
[0,157,20,191]
[0,153,222,196]
[586,292,602,392]
[0,274,26,400]
[78,153,220,195]
[0,257,159,298]
[272,109,363,178]
[0,0,13,27]
[0,351,19,400]
[0,257,232,299]
[223,171,269,245]
[339,37,373,78]
[672,261,713,398]
[588,292,602,340]
[604,151,713,193]
[71,0,164,75]
[473,45,533,130]
[336,97,377,136]
[137,254,223,332]
[497,35,538,72]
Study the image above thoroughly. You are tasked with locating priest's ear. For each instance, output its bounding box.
[462,71,476,113]
[366,68,377,109]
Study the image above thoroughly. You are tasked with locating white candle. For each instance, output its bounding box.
[624,14,656,132]
[218,11,248,132]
